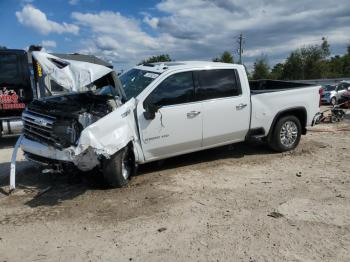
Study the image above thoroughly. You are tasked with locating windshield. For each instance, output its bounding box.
[324,85,336,91]
[120,69,160,100]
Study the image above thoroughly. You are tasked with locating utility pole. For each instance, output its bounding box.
[238,33,244,64]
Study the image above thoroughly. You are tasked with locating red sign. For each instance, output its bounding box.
[0,87,26,110]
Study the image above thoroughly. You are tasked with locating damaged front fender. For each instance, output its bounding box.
[75,98,139,158]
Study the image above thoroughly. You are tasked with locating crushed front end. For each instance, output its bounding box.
[21,91,121,171]
[18,51,132,172]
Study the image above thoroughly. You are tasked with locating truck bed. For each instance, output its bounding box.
[249,80,313,94]
[249,81,320,136]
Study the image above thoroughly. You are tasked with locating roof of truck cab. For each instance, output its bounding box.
[135,61,242,74]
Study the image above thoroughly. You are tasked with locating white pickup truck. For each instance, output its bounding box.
[18,52,320,188]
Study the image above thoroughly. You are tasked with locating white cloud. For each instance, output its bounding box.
[41,40,57,48]
[151,0,350,65]
[16,4,79,35]
[71,11,168,67]
[66,0,350,70]
[143,16,159,29]
[69,0,79,5]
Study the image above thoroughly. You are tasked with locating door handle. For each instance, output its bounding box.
[187,111,201,118]
[236,103,247,110]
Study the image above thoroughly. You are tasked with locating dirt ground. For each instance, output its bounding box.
[0,109,350,262]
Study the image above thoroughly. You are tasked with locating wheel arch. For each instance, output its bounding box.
[268,107,307,141]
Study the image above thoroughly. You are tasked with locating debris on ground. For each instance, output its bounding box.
[336,194,345,199]
[267,212,284,219]
[34,186,53,198]
[157,227,167,233]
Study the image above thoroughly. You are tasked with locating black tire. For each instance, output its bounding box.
[102,146,135,188]
[331,97,337,106]
[269,115,302,152]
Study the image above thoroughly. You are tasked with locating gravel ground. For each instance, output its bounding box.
[0,109,349,262]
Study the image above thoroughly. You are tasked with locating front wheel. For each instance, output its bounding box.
[269,116,302,152]
[102,146,135,188]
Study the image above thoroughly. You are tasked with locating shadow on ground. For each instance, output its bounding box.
[138,141,273,175]
[0,141,274,208]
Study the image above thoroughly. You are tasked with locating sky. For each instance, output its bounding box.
[0,0,349,71]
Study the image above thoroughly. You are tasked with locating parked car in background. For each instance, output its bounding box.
[321,82,350,105]
[338,88,350,108]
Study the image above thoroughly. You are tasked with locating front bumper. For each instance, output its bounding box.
[21,137,100,171]
[21,137,74,162]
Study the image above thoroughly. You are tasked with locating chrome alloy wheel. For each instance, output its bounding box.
[121,150,132,180]
[279,121,298,147]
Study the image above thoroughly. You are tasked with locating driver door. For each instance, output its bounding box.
[138,71,203,161]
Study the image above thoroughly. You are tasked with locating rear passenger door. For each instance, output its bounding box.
[139,71,203,161]
[196,69,250,147]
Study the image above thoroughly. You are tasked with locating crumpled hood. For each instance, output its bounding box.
[32,51,113,92]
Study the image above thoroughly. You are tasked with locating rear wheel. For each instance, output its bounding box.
[269,115,301,152]
[102,146,135,188]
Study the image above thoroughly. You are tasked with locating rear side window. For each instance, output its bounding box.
[146,71,194,107]
[339,83,350,90]
[0,54,19,80]
[197,69,241,100]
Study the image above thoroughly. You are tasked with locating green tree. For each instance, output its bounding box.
[301,45,325,79]
[252,55,270,80]
[269,39,350,80]
[0,46,7,50]
[321,37,330,58]
[282,51,304,80]
[212,51,234,63]
[281,38,331,80]
[342,43,350,76]
[327,55,344,78]
[269,63,284,79]
[139,54,172,65]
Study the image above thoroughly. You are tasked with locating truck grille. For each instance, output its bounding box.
[22,110,57,145]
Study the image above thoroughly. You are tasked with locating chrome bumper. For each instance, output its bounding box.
[21,137,74,162]
[20,137,100,171]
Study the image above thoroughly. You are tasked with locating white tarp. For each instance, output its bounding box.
[32,51,113,92]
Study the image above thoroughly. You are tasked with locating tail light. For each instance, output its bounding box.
[319,87,323,107]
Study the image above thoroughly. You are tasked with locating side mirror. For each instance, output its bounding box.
[143,102,158,120]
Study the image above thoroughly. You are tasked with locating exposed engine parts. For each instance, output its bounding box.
[23,92,120,149]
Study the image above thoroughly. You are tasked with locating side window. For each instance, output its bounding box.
[338,84,348,91]
[0,54,19,80]
[340,84,349,90]
[197,69,242,100]
[146,71,194,107]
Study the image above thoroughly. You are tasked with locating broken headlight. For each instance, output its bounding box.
[52,120,82,148]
